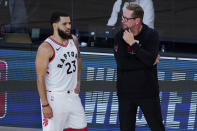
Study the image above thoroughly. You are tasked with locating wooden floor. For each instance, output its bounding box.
[0,126,41,131]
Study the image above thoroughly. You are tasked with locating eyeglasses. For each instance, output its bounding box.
[122,16,136,22]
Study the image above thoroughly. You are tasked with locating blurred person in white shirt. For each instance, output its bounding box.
[107,0,155,29]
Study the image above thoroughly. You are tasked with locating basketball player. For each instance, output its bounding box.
[35,12,88,131]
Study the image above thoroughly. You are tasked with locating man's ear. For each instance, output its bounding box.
[52,23,57,30]
[136,18,141,25]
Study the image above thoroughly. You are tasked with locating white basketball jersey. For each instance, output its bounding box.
[44,36,78,91]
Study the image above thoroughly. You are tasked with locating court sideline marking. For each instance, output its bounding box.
[81,52,197,61]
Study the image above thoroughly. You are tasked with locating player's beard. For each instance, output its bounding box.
[58,28,72,40]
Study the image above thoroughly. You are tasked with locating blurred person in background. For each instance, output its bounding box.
[107,0,154,29]
[1,0,28,33]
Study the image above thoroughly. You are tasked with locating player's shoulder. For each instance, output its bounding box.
[71,34,79,47]
[72,34,77,39]
[39,42,51,49]
[71,34,78,42]
[37,42,53,53]
[36,42,54,59]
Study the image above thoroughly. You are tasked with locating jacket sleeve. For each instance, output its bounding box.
[130,30,159,68]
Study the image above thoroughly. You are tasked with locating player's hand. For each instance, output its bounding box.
[42,105,53,119]
[74,82,80,94]
[153,54,160,65]
[123,29,135,46]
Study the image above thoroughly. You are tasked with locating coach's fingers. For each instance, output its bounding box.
[153,54,160,65]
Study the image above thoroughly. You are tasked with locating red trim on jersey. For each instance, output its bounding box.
[49,36,69,48]
[63,128,88,131]
[72,39,78,50]
[44,41,55,63]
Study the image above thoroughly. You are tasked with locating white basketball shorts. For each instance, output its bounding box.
[41,90,87,131]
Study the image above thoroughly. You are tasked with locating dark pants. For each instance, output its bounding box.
[118,96,165,131]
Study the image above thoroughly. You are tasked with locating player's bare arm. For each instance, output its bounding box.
[73,35,82,94]
[35,43,53,118]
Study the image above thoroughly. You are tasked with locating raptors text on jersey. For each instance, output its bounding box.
[44,37,78,91]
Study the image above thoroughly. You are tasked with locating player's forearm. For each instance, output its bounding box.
[77,57,82,83]
[37,76,48,105]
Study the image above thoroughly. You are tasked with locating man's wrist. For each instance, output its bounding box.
[129,42,135,46]
[129,40,138,46]
[42,103,49,108]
